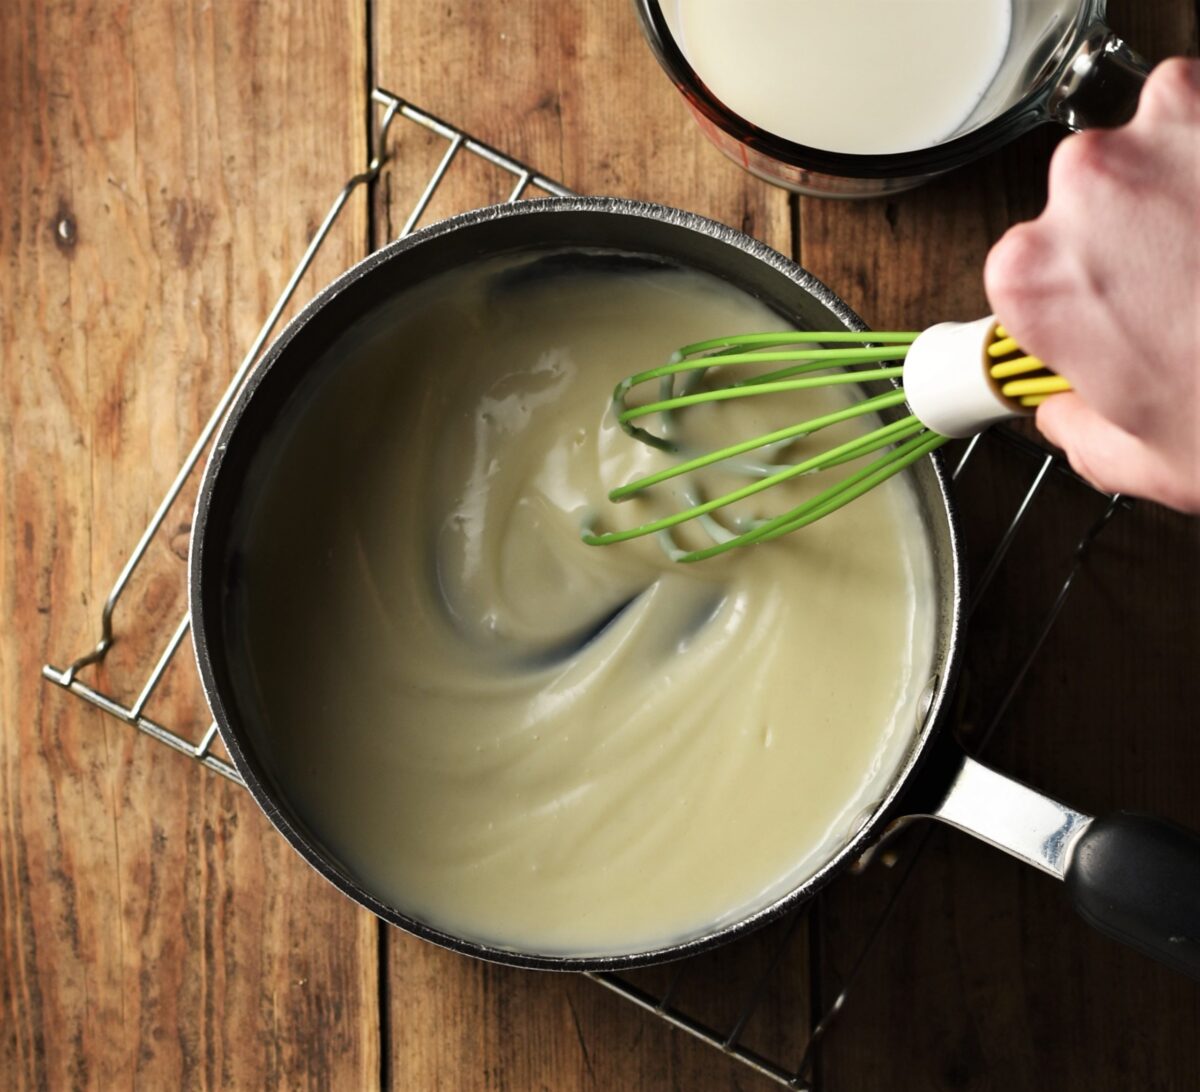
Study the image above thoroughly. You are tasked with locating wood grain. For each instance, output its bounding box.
[372,3,802,1089]
[2,1,1198,1090]
[811,4,1200,1090]
[1,1,378,1088]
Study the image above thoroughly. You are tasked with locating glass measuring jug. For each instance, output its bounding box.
[635,0,1149,197]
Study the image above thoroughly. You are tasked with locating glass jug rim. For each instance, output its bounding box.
[635,0,1077,179]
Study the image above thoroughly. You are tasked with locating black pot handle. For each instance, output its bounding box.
[1065,812,1200,979]
[921,754,1200,980]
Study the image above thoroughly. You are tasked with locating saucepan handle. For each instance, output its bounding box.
[1065,813,1200,979]
[928,754,1200,980]
[1048,21,1150,131]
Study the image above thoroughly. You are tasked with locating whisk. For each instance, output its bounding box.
[582,317,1069,562]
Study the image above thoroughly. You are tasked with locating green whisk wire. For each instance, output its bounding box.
[675,431,948,563]
[673,330,920,356]
[619,367,906,424]
[584,330,940,561]
[607,388,909,501]
[581,413,927,548]
[614,341,914,450]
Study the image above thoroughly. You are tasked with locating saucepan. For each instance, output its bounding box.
[190,197,1200,976]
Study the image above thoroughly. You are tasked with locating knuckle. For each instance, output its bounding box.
[984,223,1043,298]
[1048,130,1110,190]
[984,223,1056,336]
[1140,58,1200,118]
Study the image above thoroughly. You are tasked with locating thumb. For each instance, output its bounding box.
[1035,393,1155,499]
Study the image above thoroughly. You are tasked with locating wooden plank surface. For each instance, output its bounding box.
[370,6,801,1089]
[808,4,1200,1089]
[1,2,378,1089]
[2,1,1198,1090]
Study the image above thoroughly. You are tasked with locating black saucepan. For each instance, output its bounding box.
[190,197,1200,976]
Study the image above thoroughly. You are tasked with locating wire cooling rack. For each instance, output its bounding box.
[42,89,1126,1089]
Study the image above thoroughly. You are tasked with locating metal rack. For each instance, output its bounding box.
[42,89,1124,1089]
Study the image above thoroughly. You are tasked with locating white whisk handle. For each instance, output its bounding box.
[903,316,1028,439]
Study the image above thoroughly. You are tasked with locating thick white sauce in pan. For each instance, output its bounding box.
[233,252,936,955]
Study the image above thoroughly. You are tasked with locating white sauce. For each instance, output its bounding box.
[663,0,1013,154]
[235,253,937,956]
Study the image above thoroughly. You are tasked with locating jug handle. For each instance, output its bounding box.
[1048,22,1150,130]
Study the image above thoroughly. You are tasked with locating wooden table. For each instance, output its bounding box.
[4,2,1198,1088]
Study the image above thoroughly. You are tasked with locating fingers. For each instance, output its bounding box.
[984,129,1129,370]
[989,55,1200,515]
[1036,393,1199,511]
[1036,393,1137,495]
[983,220,1066,364]
[984,130,1152,430]
[984,209,1126,406]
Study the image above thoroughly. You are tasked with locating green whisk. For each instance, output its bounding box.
[582,317,1068,562]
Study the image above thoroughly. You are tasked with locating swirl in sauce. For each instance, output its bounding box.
[233,252,936,956]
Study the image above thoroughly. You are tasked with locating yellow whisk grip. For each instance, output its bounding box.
[1000,374,1073,399]
[986,323,1071,405]
[990,354,1047,379]
[987,335,1022,359]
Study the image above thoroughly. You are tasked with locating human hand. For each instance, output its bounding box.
[984,58,1200,513]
